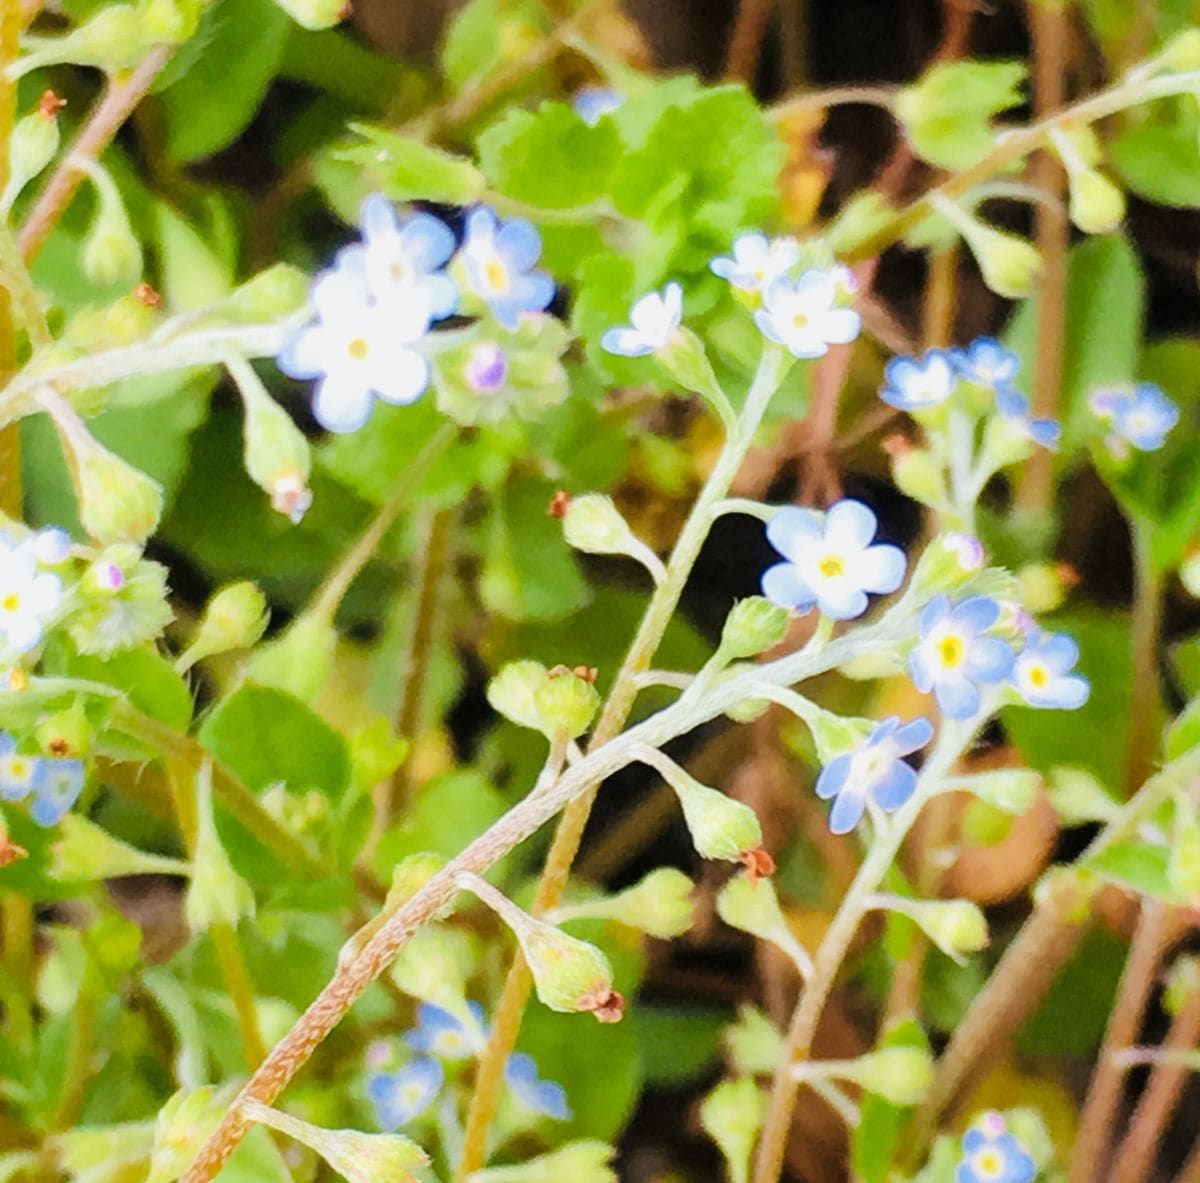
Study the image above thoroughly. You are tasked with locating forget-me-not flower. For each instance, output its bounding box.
[1012,631,1089,710]
[1090,383,1180,453]
[460,207,555,329]
[278,261,432,433]
[505,1052,571,1120]
[403,1002,487,1060]
[602,282,683,357]
[0,734,44,803]
[995,389,1060,450]
[950,337,1020,388]
[761,500,906,621]
[753,270,861,358]
[347,194,458,320]
[956,1111,1036,1183]
[710,233,801,293]
[30,758,84,827]
[909,595,1015,719]
[815,716,935,834]
[880,350,956,412]
[368,1057,444,1130]
[573,86,623,125]
[32,528,72,566]
[0,535,62,654]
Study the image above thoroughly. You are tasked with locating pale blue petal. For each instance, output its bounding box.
[857,544,906,594]
[936,675,981,719]
[399,213,456,270]
[952,596,1000,634]
[909,649,934,693]
[761,561,815,611]
[967,636,1015,682]
[360,193,399,241]
[815,753,851,800]
[872,762,917,811]
[753,308,784,344]
[496,218,542,270]
[277,326,326,379]
[893,717,934,755]
[817,584,868,621]
[918,595,950,637]
[602,327,652,357]
[870,717,900,744]
[825,499,877,551]
[829,786,867,834]
[313,374,374,434]
[766,507,822,561]
[1039,633,1079,673]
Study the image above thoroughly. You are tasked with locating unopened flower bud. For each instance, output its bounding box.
[955,767,1040,815]
[223,263,311,323]
[1067,168,1125,235]
[890,445,947,507]
[52,1121,156,1181]
[717,873,808,969]
[139,0,207,42]
[1164,956,1200,1017]
[809,711,875,763]
[724,1004,784,1075]
[718,597,790,661]
[657,326,727,409]
[50,813,190,882]
[838,1045,933,1105]
[562,493,663,579]
[1,92,63,214]
[6,5,151,79]
[388,923,475,1017]
[468,1140,617,1183]
[908,531,985,599]
[887,897,989,962]
[71,431,163,544]
[457,871,623,1022]
[1182,547,1200,598]
[1047,767,1119,825]
[243,1099,427,1183]
[969,223,1042,300]
[79,161,142,287]
[36,703,92,759]
[147,1087,229,1183]
[69,546,172,656]
[1016,562,1069,613]
[246,610,337,703]
[269,0,351,31]
[552,867,695,939]
[700,1079,763,1183]
[184,761,255,933]
[533,667,600,739]
[487,660,551,731]
[179,581,269,671]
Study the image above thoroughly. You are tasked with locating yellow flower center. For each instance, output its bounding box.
[1,593,19,613]
[1027,663,1049,688]
[485,258,510,292]
[937,634,964,668]
[818,554,845,579]
[346,338,369,360]
[389,260,411,283]
[791,312,810,331]
[8,758,29,781]
[974,1149,1004,1178]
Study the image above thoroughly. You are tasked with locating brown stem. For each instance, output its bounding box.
[1068,901,1172,1183]
[1109,970,1200,1183]
[1127,529,1165,796]
[724,0,776,83]
[1016,0,1070,513]
[18,46,173,265]
[0,0,21,519]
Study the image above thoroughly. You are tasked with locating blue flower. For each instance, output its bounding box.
[601,282,683,357]
[0,534,62,654]
[278,260,432,433]
[403,1002,487,1060]
[1012,631,1089,710]
[761,500,906,621]
[909,596,1015,719]
[30,759,85,826]
[348,193,458,320]
[956,1112,1036,1183]
[995,389,1060,450]
[460,207,555,329]
[505,1052,571,1120]
[1090,383,1179,453]
[753,271,861,358]
[368,1058,443,1130]
[815,716,935,834]
[879,350,956,412]
[0,734,44,803]
[950,337,1020,388]
[710,233,801,293]
[573,86,623,125]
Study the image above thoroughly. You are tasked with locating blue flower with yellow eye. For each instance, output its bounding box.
[403,1002,487,1060]
[1012,631,1089,710]
[956,1111,1036,1183]
[0,734,44,804]
[30,758,84,826]
[368,1057,443,1130]
[1090,383,1179,454]
[950,337,1020,388]
[505,1052,571,1120]
[460,208,555,329]
[909,596,1014,719]
[880,350,956,412]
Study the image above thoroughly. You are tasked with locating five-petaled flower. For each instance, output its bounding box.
[505,1052,572,1120]
[761,500,906,621]
[368,1058,443,1130]
[710,233,801,293]
[0,734,85,827]
[753,270,862,358]
[460,207,555,330]
[1012,631,1089,710]
[909,596,1015,719]
[950,337,1020,388]
[956,1111,1036,1183]
[879,350,956,412]
[602,282,683,357]
[0,534,62,654]
[815,715,935,834]
[0,733,44,804]
[995,389,1060,451]
[403,1002,487,1060]
[1090,383,1180,454]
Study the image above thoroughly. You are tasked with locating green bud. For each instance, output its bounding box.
[78,160,143,288]
[35,701,92,759]
[1181,548,1200,599]
[68,547,173,656]
[221,263,311,323]
[657,326,728,407]
[1,92,63,214]
[700,1079,764,1183]
[1169,794,1200,900]
[178,581,269,671]
[51,813,189,882]
[723,1003,784,1075]
[836,1045,934,1106]
[71,432,164,545]
[562,493,662,577]
[552,867,695,939]
[63,292,160,351]
[1016,562,1071,614]
[487,660,551,731]
[270,0,349,29]
[53,1121,156,1182]
[468,1140,617,1183]
[961,797,1014,846]
[826,190,897,257]
[1161,28,1200,72]
[1164,956,1200,1017]
[896,897,989,962]
[651,755,767,867]
[243,1099,427,1183]
[717,664,772,722]
[389,923,476,1018]
[184,761,255,933]
[718,597,790,661]
[1048,767,1120,825]
[137,0,207,42]
[908,531,986,600]
[458,871,624,1021]
[891,445,948,507]
[717,873,812,973]
[809,711,875,763]
[966,222,1042,300]
[949,767,1041,815]
[7,5,151,79]
[533,667,600,739]
[1068,168,1125,235]
[147,1087,231,1183]
[246,611,337,704]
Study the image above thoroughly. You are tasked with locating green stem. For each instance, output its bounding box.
[211,922,267,1070]
[1127,524,1164,795]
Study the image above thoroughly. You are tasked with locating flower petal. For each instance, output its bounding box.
[815,753,852,800]
[872,762,917,811]
[893,717,934,755]
[824,499,877,551]
[372,349,430,406]
[828,785,867,834]
[761,562,815,611]
[935,675,982,719]
[853,544,906,594]
[951,596,1001,634]
[765,507,822,561]
[313,373,374,434]
[967,636,1015,682]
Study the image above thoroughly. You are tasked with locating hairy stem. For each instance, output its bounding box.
[1126,526,1164,795]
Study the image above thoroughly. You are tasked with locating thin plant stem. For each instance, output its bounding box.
[751,722,975,1183]
[211,922,268,1070]
[1068,900,1172,1183]
[18,45,173,264]
[455,347,791,1179]
[1016,0,1069,513]
[0,892,33,1047]
[725,0,776,83]
[1109,971,1200,1183]
[767,84,897,121]
[49,977,98,1129]
[1127,525,1164,795]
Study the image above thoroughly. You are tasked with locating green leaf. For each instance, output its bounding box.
[896,60,1026,169]
[158,0,291,163]
[478,102,621,209]
[1086,840,1186,903]
[199,685,351,801]
[852,1019,930,1183]
[630,1006,727,1086]
[1112,117,1200,209]
[441,0,547,91]
[62,648,193,732]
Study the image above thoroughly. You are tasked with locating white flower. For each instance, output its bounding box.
[601,282,683,357]
[0,537,61,654]
[753,270,861,358]
[277,259,432,434]
[710,233,801,292]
